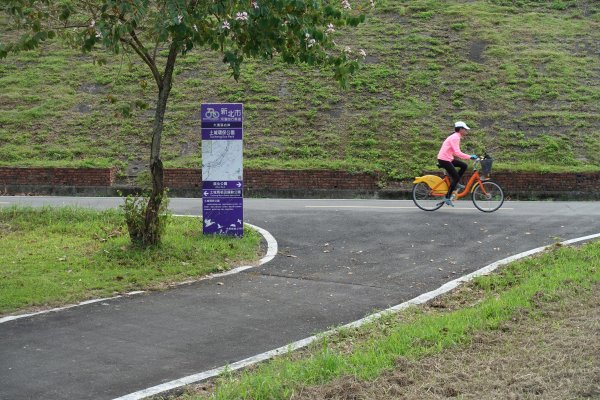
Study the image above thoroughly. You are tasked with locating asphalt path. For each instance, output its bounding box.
[1,197,599,399]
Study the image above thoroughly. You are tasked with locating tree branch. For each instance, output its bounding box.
[113,10,160,85]
[50,24,90,30]
[129,29,152,63]
[129,30,163,88]
[119,36,162,89]
[152,40,160,63]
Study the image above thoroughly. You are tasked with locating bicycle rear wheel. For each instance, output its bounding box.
[412,182,444,211]
[472,181,504,212]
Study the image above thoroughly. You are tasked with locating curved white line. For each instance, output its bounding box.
[113,232,600,400]
[0,219,278,325]
[245,222,278,265]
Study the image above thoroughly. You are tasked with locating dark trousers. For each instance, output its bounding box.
[437,159,467,198]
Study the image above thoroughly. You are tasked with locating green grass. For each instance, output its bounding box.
[1,1,600,181]
[188,240,600,400]
[0,206,262,314]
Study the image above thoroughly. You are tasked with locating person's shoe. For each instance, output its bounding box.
[443,198,455,207]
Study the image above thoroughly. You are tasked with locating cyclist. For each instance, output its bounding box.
[437,121,478,207]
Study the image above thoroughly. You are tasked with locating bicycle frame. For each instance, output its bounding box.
[424,160,489,199]
[449,170,484,199]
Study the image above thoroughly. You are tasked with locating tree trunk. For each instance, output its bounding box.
[142,43,178,246]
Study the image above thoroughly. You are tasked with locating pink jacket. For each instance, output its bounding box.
[437,132,470,161]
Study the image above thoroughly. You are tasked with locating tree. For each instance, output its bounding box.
[0,0,369,245]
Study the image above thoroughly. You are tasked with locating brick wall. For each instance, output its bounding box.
[164,169,379,191]
[0,167,115,187]
[245,169,378,190]
[494,172,600,193]
[1,167,599,196]
[164,169,201,188]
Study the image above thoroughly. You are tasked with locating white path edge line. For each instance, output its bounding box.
[306,205,514,210]
[0,218,277,325]
[114,232,600,400]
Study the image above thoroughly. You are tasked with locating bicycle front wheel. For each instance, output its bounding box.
[412,182,444,211]
[472,181,504,212]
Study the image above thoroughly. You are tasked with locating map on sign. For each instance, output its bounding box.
[202,140,243,182]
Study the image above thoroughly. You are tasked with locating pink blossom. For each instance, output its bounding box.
[222,20,231,30]
[342,0,351,10]
[236,12,249,21]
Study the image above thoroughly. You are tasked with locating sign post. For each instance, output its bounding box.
[201,103,244,236]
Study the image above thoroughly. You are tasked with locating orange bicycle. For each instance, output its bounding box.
[412,156,504,212]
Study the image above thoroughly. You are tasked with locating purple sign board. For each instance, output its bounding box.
[201,103,244,236]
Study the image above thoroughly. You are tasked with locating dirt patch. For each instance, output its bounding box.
[291,286,600,400]
[468,39,488,64]
[0,222,17,236]
[78,82,108,94]
[73,103,93,113]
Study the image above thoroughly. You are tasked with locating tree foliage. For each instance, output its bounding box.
[1,0,368,86]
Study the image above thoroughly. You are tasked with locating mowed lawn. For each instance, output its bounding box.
[0,206,262,315]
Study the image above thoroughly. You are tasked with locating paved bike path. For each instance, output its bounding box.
[1,198,599,399]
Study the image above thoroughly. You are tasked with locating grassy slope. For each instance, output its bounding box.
[1,0,600,182]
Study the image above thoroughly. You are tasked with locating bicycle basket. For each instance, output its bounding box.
[480,157,493,177]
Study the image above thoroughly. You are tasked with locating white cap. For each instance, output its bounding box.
[455,121,470,130]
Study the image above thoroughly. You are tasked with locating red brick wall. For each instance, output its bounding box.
[164,169,379,190]
[0,167,115,186]
[1,167,599,194]
[494,172,600,193]
[164,169,201,188]
[245,169,378,190]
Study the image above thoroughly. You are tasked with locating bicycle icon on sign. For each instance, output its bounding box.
[204,107,220,120]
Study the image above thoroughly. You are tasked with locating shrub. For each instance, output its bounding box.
[121,191,170,246]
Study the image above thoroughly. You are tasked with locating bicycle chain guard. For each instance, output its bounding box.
[413,175,448,194]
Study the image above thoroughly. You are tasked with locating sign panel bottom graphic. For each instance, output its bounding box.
[202,197,243,236]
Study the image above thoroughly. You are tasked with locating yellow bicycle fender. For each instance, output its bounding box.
[413,175,448,194]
